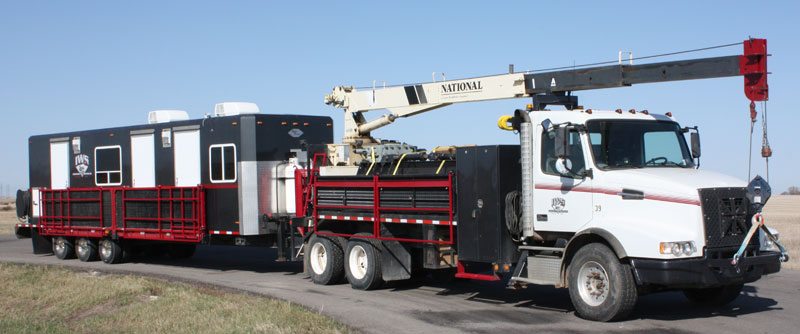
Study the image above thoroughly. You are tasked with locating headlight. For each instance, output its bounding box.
[760,227,780,252]
[660,241,697,257]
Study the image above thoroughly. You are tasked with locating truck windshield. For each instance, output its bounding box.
[586,120,694,170]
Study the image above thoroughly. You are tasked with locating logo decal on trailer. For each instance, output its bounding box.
[73,154,92,177]
[288,128,304,138]
[549,197,567,214]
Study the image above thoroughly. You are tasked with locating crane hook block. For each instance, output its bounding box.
[740,38,769,102]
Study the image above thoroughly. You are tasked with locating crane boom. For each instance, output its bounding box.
[325,38,767,146]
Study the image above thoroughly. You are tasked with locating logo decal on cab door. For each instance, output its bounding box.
[549,197,568,214]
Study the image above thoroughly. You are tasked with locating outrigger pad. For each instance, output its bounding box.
[31,229,53,255]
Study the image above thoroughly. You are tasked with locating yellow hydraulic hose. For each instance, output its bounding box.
[435,160,447,174]
[365,147,376,175]
[393,150,426,175]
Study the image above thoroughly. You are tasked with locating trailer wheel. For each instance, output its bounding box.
[568,243,638,322]
[345,238,383,290]
[168,244,196,259]
[99,238,124,264]
[53,237,75,260]
[75,238,99,262]
[306,234,344,285]
[682,284,743,306]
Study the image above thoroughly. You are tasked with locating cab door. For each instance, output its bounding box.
[532,127,593,232]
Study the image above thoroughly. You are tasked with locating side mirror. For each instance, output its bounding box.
[554,127,569,158]
[554,158,573,176]
[690,132,701,158]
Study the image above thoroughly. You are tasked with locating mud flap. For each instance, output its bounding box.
[380,228,412,281]
[31,229,53,255]
[15,225,31,239]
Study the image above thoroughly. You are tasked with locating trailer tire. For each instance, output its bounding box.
[76,238,99,262]
[307,234,344,285]
[345,238,383,290]
[682,284,743,306]
[99,238,124,264]
[168,244,196,259]
[53,237,75,260]
[568,243,637,322]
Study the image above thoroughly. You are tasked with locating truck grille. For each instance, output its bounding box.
[698,187,758,248]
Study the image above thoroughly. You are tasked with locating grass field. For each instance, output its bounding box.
[0,197,16,235]
[760,195,799,269]
[0,263,355,334]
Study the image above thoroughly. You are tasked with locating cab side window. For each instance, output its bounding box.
[541,130,586,177]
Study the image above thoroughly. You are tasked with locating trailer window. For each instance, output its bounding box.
[95,146,122,186]
[209,144,237,183]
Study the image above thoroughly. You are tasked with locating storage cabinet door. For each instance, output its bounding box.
[131,133,155,187]
[173,130,200,187]
[49,141,69,189]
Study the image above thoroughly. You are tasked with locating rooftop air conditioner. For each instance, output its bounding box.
[214,102,260,117]
[148,110,190,124]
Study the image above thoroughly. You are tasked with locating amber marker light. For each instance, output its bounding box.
[232,122,237,126]
[257,121,263,125]
[641,110,649,115]
[292,122,299,126]
[526,104,533,110]
[628,109,636,114]
[665,112,673,117]
[615,109,622,114]
[303,122,309,126]
[281,121,287,125]
[326,123,332,127]
[585,109,592,114]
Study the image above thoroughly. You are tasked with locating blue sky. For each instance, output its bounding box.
[1,1,798,194]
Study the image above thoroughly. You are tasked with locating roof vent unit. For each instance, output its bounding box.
[148,110,190,124]
[214,102,260,117]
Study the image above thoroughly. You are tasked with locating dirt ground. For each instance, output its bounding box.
[1,196,796,269]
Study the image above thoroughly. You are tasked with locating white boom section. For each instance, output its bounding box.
[325,73,526,142]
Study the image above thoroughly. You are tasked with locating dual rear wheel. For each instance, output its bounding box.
[306,233,383,290]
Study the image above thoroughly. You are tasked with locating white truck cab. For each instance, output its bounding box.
[512,109,783,320]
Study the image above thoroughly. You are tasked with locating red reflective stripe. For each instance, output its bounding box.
[535,184,700,206]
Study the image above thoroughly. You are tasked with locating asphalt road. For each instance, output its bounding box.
[1,234,797,334]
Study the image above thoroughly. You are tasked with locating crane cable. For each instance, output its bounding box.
[761,100,771,181]
[747,101,772,182]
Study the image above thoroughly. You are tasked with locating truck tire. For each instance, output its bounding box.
[99,238,124,264]
[75,238,99,262]
[344,238,383,290]
[568,243,638,322]
[682,284,743,306]
[168,244,196,259]
[306,234,344,285]
[53,237,75,260]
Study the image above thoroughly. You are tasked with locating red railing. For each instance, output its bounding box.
[298,156,455,245]
[38,186,205,242]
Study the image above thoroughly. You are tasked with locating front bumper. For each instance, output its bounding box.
[629,250,781,288]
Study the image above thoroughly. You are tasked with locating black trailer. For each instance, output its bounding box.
[16,110,332,263]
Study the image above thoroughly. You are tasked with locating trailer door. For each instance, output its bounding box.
[49,140,69,189]
[131,132,155,187]
[173,129,200,187]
